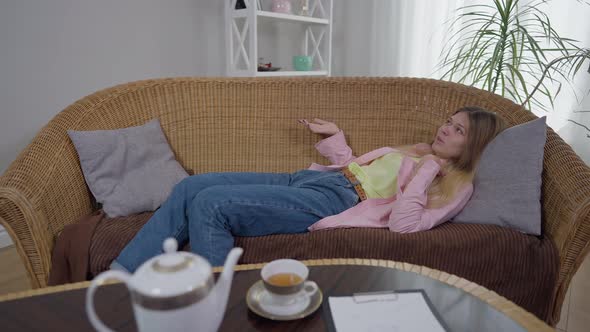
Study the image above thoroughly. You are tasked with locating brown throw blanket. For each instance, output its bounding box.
[48,210,104,285]
[48,211,155,285]
[49,211,559,323]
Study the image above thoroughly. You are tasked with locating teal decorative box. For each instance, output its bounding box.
[293,55,313,71]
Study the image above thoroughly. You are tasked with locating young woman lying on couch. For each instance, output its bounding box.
[111,106,506,270]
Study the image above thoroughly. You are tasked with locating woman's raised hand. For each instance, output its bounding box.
[298,118,341,137]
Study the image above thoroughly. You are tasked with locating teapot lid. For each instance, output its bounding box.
[131,238,213,299]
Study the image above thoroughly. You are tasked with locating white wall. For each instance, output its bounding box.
[546,0,590,163]
[0,0,226,174]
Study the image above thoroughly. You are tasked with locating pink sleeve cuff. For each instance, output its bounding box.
[314,130,354,165]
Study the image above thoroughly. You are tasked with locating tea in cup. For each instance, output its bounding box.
[266,272,304,287]
[259,259,318,316]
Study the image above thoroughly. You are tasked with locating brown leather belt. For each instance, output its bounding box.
[340,168,368,201]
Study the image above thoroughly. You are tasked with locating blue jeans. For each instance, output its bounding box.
[112,170,359,271]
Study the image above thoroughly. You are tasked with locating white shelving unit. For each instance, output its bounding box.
[225,0,333,77]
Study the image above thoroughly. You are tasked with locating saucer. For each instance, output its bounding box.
[259,290,310,316]
[246,280,323,321]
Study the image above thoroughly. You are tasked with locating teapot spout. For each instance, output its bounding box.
[220,247,243,282]
[210,248,243,322]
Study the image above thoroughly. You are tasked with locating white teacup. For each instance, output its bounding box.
[259,259,318,315]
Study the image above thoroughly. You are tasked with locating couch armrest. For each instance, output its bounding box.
[0,109,97,289]
[541,128,590,324]
[0,78,195,288]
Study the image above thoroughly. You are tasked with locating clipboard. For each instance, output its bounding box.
[322,289,450,332]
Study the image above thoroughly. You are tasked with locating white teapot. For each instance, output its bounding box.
[86,238,243,332]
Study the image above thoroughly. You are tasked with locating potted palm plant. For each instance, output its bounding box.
[438,0,589,116]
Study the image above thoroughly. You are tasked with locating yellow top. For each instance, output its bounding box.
[347,152,420,199]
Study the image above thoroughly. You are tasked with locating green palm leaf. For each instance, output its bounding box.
[437,0,587,113]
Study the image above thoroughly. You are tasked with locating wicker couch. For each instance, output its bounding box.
[1,77,589,325]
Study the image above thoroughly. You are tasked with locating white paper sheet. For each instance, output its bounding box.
[328,291,447,332]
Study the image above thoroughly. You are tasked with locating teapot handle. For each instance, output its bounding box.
[86,270,131,332]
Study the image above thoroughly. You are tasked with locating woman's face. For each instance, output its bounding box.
[431,112,470,159]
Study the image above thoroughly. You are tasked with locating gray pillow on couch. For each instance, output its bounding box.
[68,119,188,218]
[452,116,547,235]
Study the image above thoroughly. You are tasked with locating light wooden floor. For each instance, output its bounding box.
[0,246,32,295]
[0,245,588,331]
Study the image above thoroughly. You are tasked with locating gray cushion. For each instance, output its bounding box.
[68,119,188,218]
[452,116,547,235]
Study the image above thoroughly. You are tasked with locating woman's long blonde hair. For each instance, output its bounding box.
[401,107,506,209]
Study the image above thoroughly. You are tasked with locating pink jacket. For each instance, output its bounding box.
[307,131,473,233]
